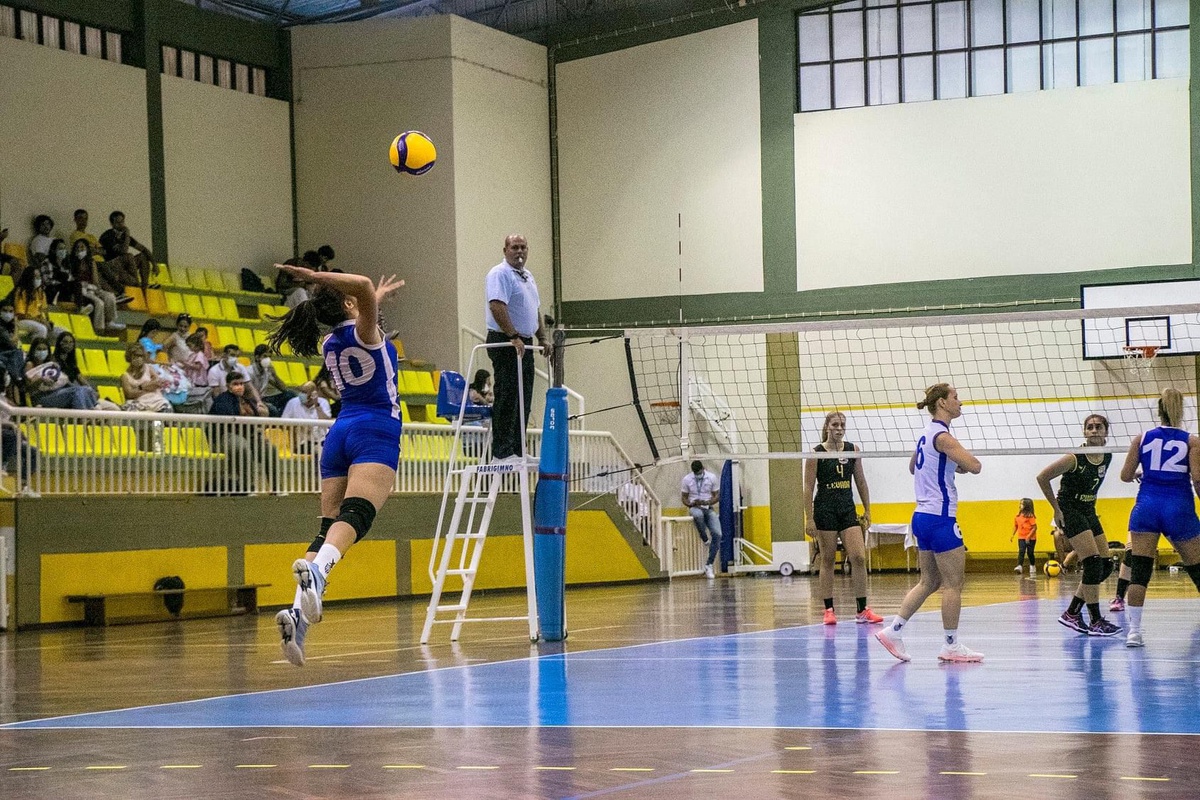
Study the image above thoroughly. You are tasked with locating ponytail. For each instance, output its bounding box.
[917,383,952,414]
[1159,388,1185,428]
[267,285,348,358]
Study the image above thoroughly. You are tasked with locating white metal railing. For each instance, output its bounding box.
[460,326,586,429]
[659,515,707,577]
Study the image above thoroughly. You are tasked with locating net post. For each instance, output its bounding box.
[552,328,565,388]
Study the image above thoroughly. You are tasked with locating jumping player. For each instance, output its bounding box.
[1119,388,1200,647]
[876,383,984,663]
[269,264,406,666]
[803,411,882,624]
[1038,414,1122,637]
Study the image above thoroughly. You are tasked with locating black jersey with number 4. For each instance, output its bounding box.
[814,443,857,511]
[1058,452,1112,508]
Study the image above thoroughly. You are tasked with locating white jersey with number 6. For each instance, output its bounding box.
[913,419,958,518]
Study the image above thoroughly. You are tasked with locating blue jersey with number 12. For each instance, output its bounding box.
[1138,426,1192,494]
[322,320,400,420]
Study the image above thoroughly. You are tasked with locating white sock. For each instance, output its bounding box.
[944,629,957,646]
[292,585,304,610]
[312,543,341,580]
[890,615,907,633]
[1127,605,1143,632]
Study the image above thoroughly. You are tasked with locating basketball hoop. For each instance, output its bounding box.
[649,400,681,427]
[1123,345,1160,379]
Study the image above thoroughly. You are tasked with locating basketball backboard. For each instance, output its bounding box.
[1081,278,1200,359]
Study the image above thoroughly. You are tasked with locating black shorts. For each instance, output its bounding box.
[813,505,860,533]
[1062,506,1104,540]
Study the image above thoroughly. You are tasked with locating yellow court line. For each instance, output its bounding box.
[8,767,51,771]
[85,766,127,770]
[690,769,734,773]
[854,770,899,775]
[457,766,500,770]
[1120,776,1169,782]
[160,765,203,769]
[940,771,987,776]
[611,768,655,772]
[309,764,350,769]
[534,766,577,771]
[383,765,425,769]
[772,769,816,774]
[235,764,276,769]
[1030,774,1077,779]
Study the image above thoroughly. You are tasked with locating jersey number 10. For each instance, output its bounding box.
[325,346,376,389]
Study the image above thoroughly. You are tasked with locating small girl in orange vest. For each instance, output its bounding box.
[1011,498,1038,577]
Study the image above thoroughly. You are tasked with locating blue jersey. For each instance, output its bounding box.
[1137,426,1193,495]
[321,320,400,419]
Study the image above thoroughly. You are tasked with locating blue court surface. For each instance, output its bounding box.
[6,598,1200,735]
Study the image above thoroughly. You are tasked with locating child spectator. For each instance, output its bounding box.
[195,325,215,363]
[164,313,192,363]
[137,319,164,361]
[249,344,293,416]
[174,332,212,413]
[27,215,54,260]
[1012,497,1039,577]
[69,239,124,333]
[469,369,494,405]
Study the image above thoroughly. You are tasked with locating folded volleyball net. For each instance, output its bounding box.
[624,302,1200,462]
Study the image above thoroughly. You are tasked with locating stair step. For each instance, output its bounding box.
[436,604,467,613]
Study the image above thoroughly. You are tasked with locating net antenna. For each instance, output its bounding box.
[1122,345,1159,380]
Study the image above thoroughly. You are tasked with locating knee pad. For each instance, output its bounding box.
[337,497,377,543]
[1185,563,1200,592]
[1128,554,1155,587]
[1081,554,1106,585]
[1100,558,1114,583]
[307,517,335,554]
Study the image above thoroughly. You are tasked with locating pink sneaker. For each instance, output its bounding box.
[856,607,884,624]
[1109,597,1126,612]
[875,627,910,662]
[937,642,984,662]
[823,608,837,625]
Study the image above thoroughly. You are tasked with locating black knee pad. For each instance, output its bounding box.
[337,497,377,543]
[307,517,335,554]
[1081,554,1106,585]
[1185,563,1200,592]
[1128,554,1155,587]
[1100,558,1114,583]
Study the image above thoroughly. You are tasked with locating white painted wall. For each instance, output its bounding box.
[556,20,764,303]
[795,79,1191,290]
[161,75,293,273]
[0,37,152,256]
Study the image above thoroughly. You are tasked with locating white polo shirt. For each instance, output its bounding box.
[682,470,719,505]
[485,261,541,337]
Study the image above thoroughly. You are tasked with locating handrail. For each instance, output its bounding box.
[460,325,586,429]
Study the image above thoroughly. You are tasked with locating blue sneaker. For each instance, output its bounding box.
[275,608,308,667]
[293,558,327,624]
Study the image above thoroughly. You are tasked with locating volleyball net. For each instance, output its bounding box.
[624,302,1200,462]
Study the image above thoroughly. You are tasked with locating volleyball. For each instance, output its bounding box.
[1044,560,1062,577]
[389,131,436,175]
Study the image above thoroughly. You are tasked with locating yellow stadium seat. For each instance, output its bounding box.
[201,294,223,320]
[183,267,208,289]
[400,401,412,423]
[72,314,101,341]
[256,304,275,321]
[286,361,308,385]
[155,263,173,286]
[164,426,218,458]
[200,269,222,292]
[279,339,294,357]
[28,423,66,456]
[395,371,415,394]
[48,311,73,336]
[97,385,124,405]
[0,274,14,297]
[252,328,269,348]
[307,362,321,380]
[62,424,95,456]
[219,297,239,321]
[411,371,436,395]
[124,286,147,313]
[234,327,255,353]
[81,349,109,378]
[146,288,168,316]
[221,271,242,293]
[183,294,206,320]
[107,349,128,377]
[164,291,185,315]
[392,337,405,360]
[2,243,27,269]
[214,325,234,351]
[96,424,139,455]
[425,404,450,424]
[262,427,295,458]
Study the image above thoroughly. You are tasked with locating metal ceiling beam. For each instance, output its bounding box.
[297,0,440,24]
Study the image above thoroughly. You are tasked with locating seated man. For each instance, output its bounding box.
[98,210,158,295]
[281,381,331,454]
[27,215,54,261]
[207,344,260,401]
[210,373,278,494]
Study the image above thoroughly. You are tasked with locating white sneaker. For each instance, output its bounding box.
[1126,630,1145,648]
[938,642,984,663]
[1014,565,1023,573]
[875,627,910,662]
[704,564,714,579]
[275,608,307,667]
[293,558,326,624]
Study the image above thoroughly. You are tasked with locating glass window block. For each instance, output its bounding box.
[901,4,933,52]
[937,51,968,97]
[105,31,120,63]
[834,10,865,59]
[84,26,102,58]
[1155,29,1189,78]
[972,0,1004,47]
[1007,44,1041,92]
[866,7,899,56]
[902,54,935,100]
[867,57,901,104]
[217,59,232,89]
[63,21,80,53]
[40,15,59,49]
[180,50,195,81]
[199,54,214,85]
[253,68,267,96]
[235,63,250,93]
[972,48,1005,94]
[1043,40,1078,87]
[937,1,967,50]
[1080,36,1115,84]
[799,13,831,62]
[800,64,833,111]
[0,7,14,39]
[18,10,35,42]
[1079,0,1114,35]
[162,45,177,76]
[1116,32,1151,80]
[835,61,866,106]
[1115,0,1150,31]
[1006,0,1041,44]
[1154,0,1188,27]
[1042,0,1078,39]
[834,0,864,8]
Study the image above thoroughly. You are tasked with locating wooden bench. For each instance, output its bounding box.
[66,584,269,626]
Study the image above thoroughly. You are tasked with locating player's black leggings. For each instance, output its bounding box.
[1017,538,1036,568]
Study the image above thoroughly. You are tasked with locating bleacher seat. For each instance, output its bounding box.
[425,404,450,424]
[221,271,242,293]
[146,288,169,316]
[283,361,308,385]
[201,295,223,320]
[307,362,321,380]
[410,371,436,395]
[262,427,295,458]
[219,297,239,321]
[97,385,124,405]
[215,325,236,351]
[183,294,206,320]
[179,267,202,289]
[256,304,275,321]
[1,243,27,270]
[0,274,14,297]
[251,329,269,348]
[24,423,65,456]
[234,327,255,353]
[82,349,110,378]
[125,286,147,313]
[164,291,185,315]
[48,312,73,337]
[395,371,414,394]
[62,424,94,456]
[155,263,173,286]
[96,425,139,455]
[400,401,411,423]
[163,426,218,458]
[72,314,102,341]
[106,349,128,377]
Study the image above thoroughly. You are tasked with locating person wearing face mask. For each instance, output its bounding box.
[12,266,66,342]
[0,301,27,404]
[45,238,75,305]
[68,240,124,334]
[250,344,294,417]
[282,381,332,454]
[120,343,172,413]
[206,344,262,403]
[27,332,98,410]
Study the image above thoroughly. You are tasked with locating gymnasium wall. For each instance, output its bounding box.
[160,75,293,273]
[0,35,153,256]
[794,79,1192,290]
[555,20,764,304]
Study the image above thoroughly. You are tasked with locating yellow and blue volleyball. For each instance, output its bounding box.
[389,131,436,175]
[1044,560,1062,577]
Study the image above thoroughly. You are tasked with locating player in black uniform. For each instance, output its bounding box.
[1037,414,1122,636]
[803,411,880,625]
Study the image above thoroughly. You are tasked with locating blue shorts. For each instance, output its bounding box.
[911,512,965,553]
[1128,493,1200,544]
[319,413,402,480]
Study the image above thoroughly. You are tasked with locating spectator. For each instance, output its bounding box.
[0,300,26,404]
[44,238,75,304]
[210,372,278,494]
[301,250,321,269]
[207,343,255,396]
[313,364,341,418]
[163,313,192,363]
[249,344,293,416]
[68,239,124,334]
[0,226,20,275]
[275,258,302,306]
[682,459,722,579]
[468,368,494,405]
[98,210,158,294]
[281,381,331,454]
[23,337,50,373]
[0,402,38,496]
[195,325,215,363]
[67,209,103,262]
[317,245,336,271]
[175,332,212,413]
[28,215,54,260]
[484,233,551,461]
[13,266,65,342]
[27,332,98,409]
[120,343,172,413]
[137,319,164,361]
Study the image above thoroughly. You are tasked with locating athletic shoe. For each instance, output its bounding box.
[293,558,326,624]
[823,608,837,625]
[875,627,910,662]
[1028,567,1038,578]
[1109,597,1126,613]
[937,642,984,663]
[115,294,134,305]
[1013,565,1023,573]
[1126,631,1145,648]
[1057,610,1087,634]
[1087,618,1123,637]
[855,607,884,624]
[275,607,307,667]
[704,564,714,579]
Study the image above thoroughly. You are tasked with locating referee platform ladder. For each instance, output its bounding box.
[420,344,541,644]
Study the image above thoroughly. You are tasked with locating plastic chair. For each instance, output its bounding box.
[256,304,275,321]
[221,272,242,293]
[72,314,101,342]
[395,371,415,394]
[183,294,206,320]
[307,362,321,380]
[97,425,139,455]
[62,424,95,456]
[425,404,451,425]
[201,294,223,320]
[97,385,124,405]
[215,325,236,351]
[202,269,225,292]
[82,349,110,378]
[107,349,128,377]
[219,297,240,321]
[0,275,14,297]
[411,371,436,395]
[124,286,147,313]
[436,370,490,422]
[30,423,66,456]
[169,266,192,289]
[146,288,168,316]
[155,263,173,286]
[164,426,217,458]
[164,291,185,315]
[262,427,295,458]
[235,327,255,354]
[400,401,412,423]
[48,311,73,335]
[252,328,269,348]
